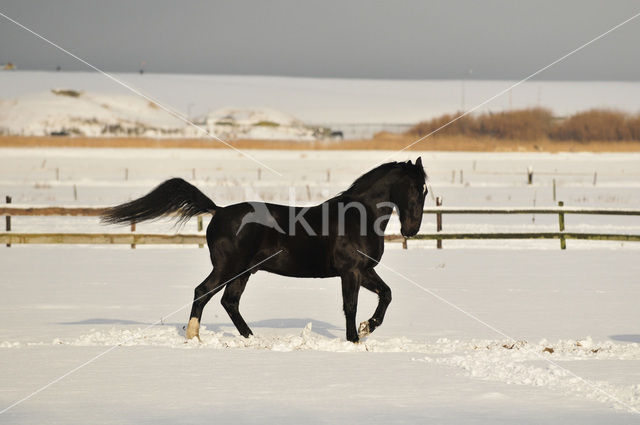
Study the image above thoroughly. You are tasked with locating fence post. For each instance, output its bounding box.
[436,196,443,249]
[552,179,556,202]
[558,201,566,250]
[593,172,597,186]
[527,166,533,185]
[5,196,11,247]
[130,221,136,249]
[197,215,204,248]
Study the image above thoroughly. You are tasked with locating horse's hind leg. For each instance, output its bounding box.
[186,269,223,340]
[220,274,253,338]
[358,268,391,338]
[340,271,361,343]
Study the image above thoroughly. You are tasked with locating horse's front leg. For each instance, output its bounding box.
[358,268,391,339]
[340,271,361,343]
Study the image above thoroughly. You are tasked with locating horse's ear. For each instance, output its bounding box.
[407,159,413,165]
[416,157,423,167]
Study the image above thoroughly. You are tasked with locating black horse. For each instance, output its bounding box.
[102,158,427,342]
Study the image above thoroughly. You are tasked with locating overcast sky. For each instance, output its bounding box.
[1,0,639,80]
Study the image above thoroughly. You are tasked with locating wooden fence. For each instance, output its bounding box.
[1,203,640,249]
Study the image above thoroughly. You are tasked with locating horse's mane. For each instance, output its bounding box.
[340,161,426,197]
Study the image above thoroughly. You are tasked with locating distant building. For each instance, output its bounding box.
[3,62,15,70]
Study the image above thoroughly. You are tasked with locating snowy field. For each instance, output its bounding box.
[1,148,639,247]
[1,148,640,423]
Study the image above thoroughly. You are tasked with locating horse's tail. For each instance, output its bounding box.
[101,178,217,225]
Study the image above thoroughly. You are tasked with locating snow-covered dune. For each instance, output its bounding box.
[0,89,184,137]
[189,107,319,140]
[0,89,321,139]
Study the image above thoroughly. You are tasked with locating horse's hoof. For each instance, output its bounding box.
[185,318,201,341]
[358,321,371,339]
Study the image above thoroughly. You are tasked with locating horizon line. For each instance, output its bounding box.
[3,68,640,84]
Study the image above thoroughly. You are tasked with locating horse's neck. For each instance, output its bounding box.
[360,177,394,204]
[344,182,395,218]
[332,169,399,215]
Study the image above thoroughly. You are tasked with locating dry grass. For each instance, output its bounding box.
[51,89,82,98]
[409,108,640,143]
[406,112,476,137]
[551,109,638,142]
[477,108,554,140]
[2,134,640,152]
[408,108,554,140]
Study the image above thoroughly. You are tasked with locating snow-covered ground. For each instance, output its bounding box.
[2,71,640,138]
[1,248,639,424]
[1,148,639,423]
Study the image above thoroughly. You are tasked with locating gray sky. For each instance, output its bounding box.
[1,0,640,80]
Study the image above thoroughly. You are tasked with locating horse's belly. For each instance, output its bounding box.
[261,244,338,278]
[263,265,338,278]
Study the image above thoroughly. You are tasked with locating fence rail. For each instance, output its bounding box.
[2,232,638,247]
[2,204,640,249]
[3,205,640,216]
[421,207,640,216]
[0,206,107,216]
[407,233,640,242]
[0,233,203,245]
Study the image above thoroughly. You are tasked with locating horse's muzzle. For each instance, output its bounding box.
[400,223,421,238]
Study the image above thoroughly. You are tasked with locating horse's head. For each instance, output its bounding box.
[391,157,427,237]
